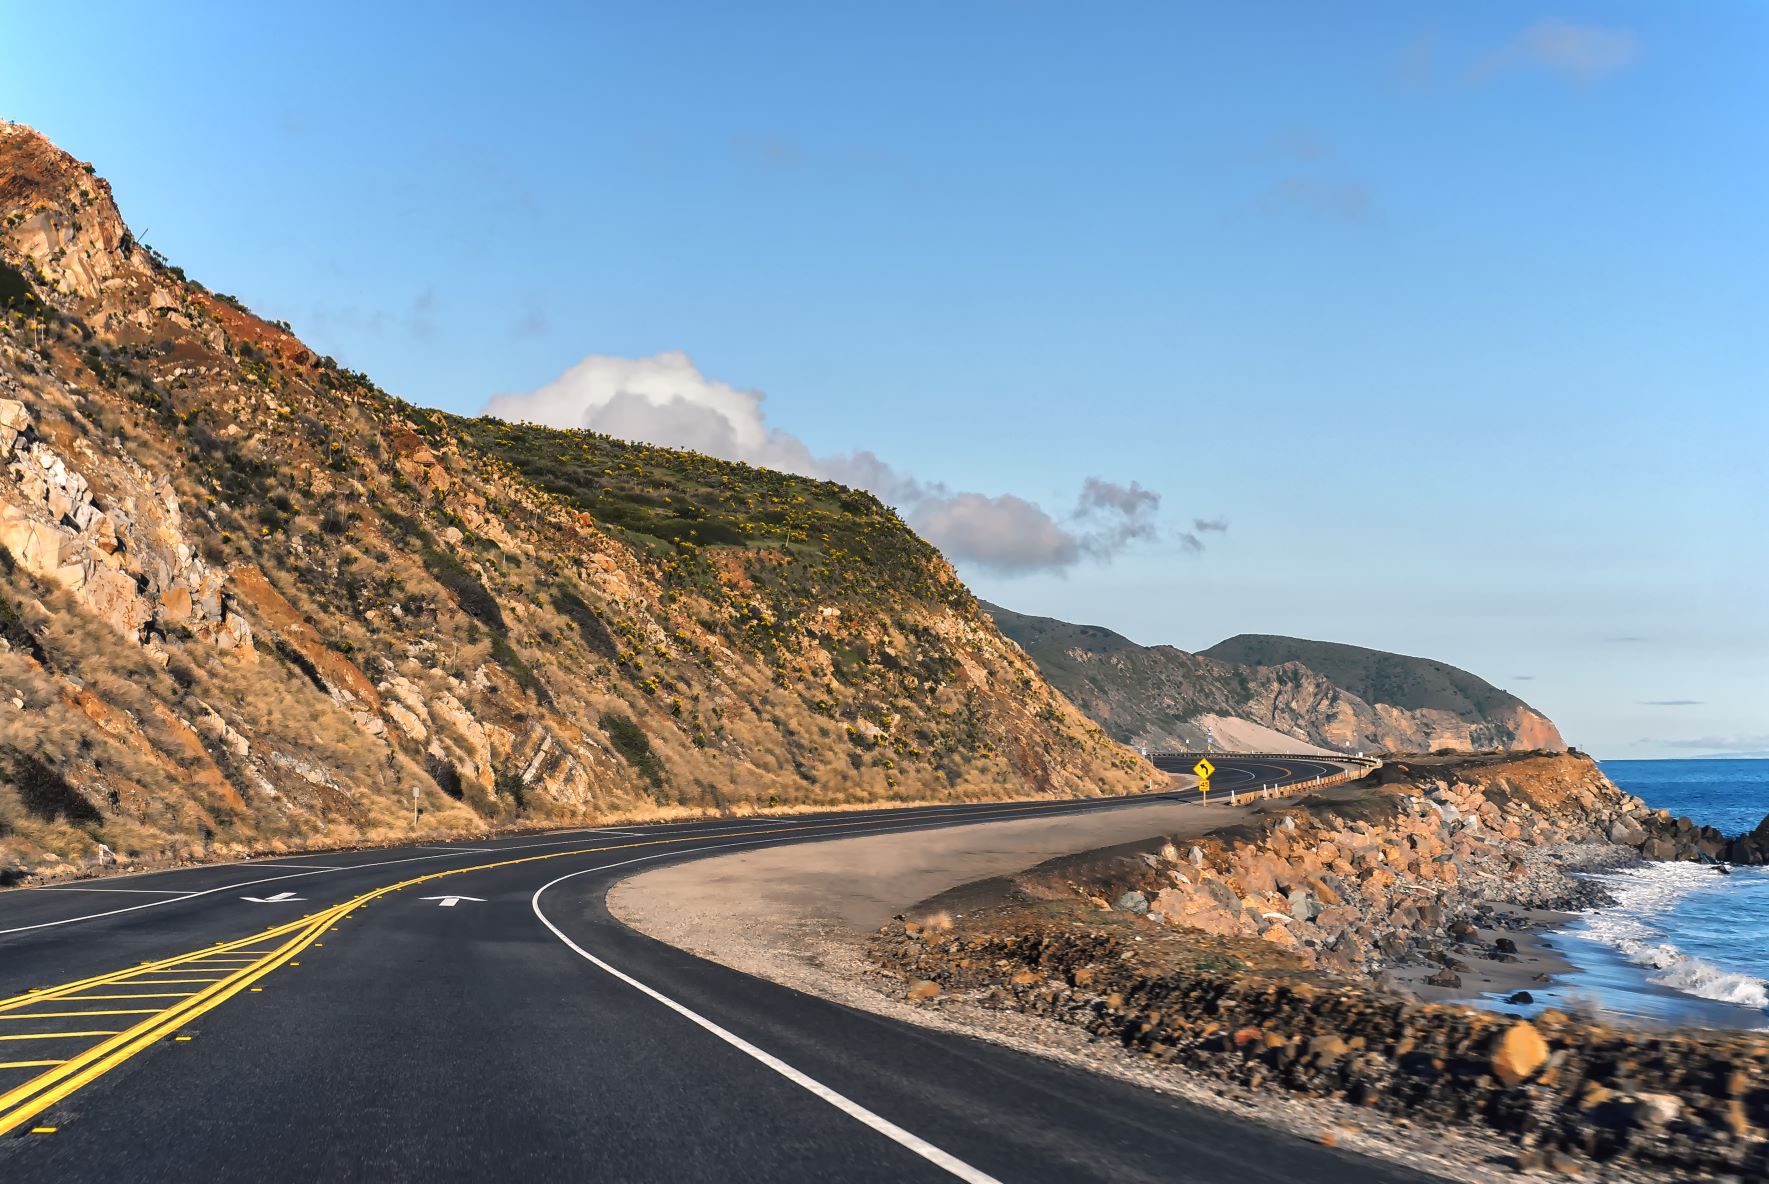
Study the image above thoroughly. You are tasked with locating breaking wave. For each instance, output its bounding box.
[1575,861,1769,1012]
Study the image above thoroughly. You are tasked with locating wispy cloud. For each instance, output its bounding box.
[1477,19,1640,84]
[1640,699,1703,707]
[1254,175,1377,224]
[731,134,896,179]
[1644,733,1769,756]
[483,351,1189,577]
[510,297,550,340]
[1240,131,1378,225]
[1173,517,1231,553]
[307,288,437,341]
[733,133,802,170]
[1274,129,1331,162]
[1391,32,1440,92]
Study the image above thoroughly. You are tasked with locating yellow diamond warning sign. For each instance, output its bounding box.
[1192,757,1216,779]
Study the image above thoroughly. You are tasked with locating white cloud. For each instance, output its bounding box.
[483,350,1192,576]
[1481,19,1640,83]
[909,493,1081,576]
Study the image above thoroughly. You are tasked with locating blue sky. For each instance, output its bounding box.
[4,2,1764,757]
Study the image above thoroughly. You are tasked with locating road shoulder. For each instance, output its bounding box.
[607,795,1517,1184]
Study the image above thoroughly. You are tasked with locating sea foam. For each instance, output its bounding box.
[1575,861,1769,1012]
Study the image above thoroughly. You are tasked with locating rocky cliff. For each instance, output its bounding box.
[0,122,1146,880]
[983,603,1564,755]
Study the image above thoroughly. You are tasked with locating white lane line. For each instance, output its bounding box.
[241,863,347,871]
[0,822,751,936]
[29,887,197,896]
[532,856,1003,1184]
[0,820,836,936]
[0,847,515,937]
[416,846,485,853]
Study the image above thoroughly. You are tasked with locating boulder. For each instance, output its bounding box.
[1261,924,1298,949]
[1150,887,1191,918]
[1491,1021,1549,1087]
[1114,890,1149,915]
[1628,1092,1683,1127]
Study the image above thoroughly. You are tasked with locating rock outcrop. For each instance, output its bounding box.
[0,395,250,658]
[984,603,1566,755]
[0,121,1148,880]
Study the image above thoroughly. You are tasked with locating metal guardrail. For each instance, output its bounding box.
[1146,752,1383,806]
[1148,751,1382,767]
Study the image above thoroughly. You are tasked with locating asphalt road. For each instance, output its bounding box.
[0,756,1440,1183]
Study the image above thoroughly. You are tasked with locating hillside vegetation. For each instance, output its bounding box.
[1201,634,1528,723]
[0,122,1143,880]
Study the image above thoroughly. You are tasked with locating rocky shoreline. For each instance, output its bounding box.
[871,753,1769,1177]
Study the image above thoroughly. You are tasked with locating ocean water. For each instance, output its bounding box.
[1545,759,1769,1028]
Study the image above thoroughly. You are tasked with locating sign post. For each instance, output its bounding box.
[1193,757,1216,803]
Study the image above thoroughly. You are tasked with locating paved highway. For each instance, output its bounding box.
[0,756,1433,1182]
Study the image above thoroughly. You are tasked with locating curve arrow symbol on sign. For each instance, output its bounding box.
[421,896,486,908]
[241,891,304,903]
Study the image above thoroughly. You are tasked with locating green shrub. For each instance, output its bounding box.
[549,582,618,659]
[420,543,505,632]
[489,634,549,704]
[493,767,527,811]
[600,711,665,789]
[271,635,328,693]
[426,756,464,799]
[0,592,45,665]
[8,751,102,824]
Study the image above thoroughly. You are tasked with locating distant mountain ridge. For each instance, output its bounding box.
[983,604,1565,755]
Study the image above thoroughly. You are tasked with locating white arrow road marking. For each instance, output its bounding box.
[421,895,486,907]
[240,891,304,903]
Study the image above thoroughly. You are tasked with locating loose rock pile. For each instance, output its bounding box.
[876,913,1769,1176]
[993,754,1678,980]
[872,752,1769,1175]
